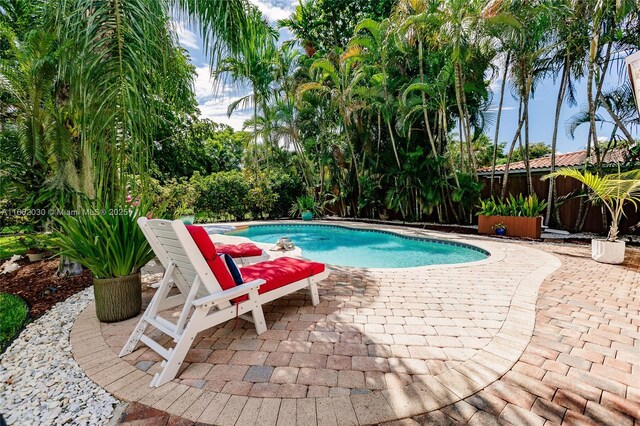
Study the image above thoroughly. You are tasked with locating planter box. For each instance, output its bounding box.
[478,215,542,239]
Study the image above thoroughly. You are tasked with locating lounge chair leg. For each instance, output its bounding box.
[252,306,267,335]
[248,288,267,334]
[119,317,148,357]
[151,309,203,387]
[309,281,320,306]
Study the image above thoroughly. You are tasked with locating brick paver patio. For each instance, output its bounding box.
[69,224,639,425]
[406,244,640,426]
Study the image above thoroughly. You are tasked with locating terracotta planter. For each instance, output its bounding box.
[478,215,542,239]
[93,273,141,322]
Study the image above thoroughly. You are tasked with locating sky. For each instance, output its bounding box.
[172,0,638,155]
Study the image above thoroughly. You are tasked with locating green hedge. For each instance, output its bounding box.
[151,170,305,222]
[193,171,250,220]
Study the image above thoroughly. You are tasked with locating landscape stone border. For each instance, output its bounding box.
[70,223,561,424]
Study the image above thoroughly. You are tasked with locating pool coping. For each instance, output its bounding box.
[70,222,562,424]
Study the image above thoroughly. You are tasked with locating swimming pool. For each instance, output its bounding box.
[227,224,488,268]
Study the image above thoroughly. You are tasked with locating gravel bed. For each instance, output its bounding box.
[0,288,119,425]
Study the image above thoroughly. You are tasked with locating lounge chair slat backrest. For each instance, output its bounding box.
[138,217,172,269]
[140,218,226,300]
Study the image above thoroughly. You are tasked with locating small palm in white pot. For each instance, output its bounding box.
[543,168,640,264]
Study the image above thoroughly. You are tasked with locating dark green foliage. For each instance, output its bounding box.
[246,173,278,219]
[0,293,28,352]
[268,171,306,218]
[148,177,200,217]
[152,119,247,181]
[193,171,250,220]
[451,172,484,220]
[279,0,394,55]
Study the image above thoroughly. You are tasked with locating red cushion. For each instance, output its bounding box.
[186,225,217,259]
[186,225,236,290]
[241,257,326,296]
[215,243,263,258]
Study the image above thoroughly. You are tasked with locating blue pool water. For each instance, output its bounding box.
[227,224,488,268]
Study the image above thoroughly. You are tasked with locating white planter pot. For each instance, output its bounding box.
[27,252,45,262]
[591,239,625,264]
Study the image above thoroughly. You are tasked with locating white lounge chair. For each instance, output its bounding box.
[120,218,329,387]
[140,223,268,289]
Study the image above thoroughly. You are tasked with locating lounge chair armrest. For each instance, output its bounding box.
[193,279,266,307]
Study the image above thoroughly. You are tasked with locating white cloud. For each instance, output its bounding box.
[171,20,200,50]
[198,96,252,130]
[250,0,294,22]
[487,106,515,112]
[194,66,216,100]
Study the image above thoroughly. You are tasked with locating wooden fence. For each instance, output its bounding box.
[481,172,640,234]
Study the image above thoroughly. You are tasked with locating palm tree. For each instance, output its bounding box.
[543,1,589,226]
[266,43,314,186]
[0,28,81,209]
[393,0,441,161]
[52,0,263,200]
[217,11,277,168]
[349,18,403,169]
[500,1,552,198]
[298,48,365,206]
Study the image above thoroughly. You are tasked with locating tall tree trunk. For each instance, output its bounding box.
[523,83,533,196]
[387,121,401,168]
[591,43,613,174]
[253,97,259,173]
[343,126,361,209]
[490,53,510,197]
[574,127,592,231]
[501,99,525,199]
[545,57,569,226]
[455,63,477,177]
[443,110,461,189]
[376,111,381,168]
[599,95,635,144]
[458,118,465,171]
[586,43,599,171]
[291,128,312,188]
[419,41,438,158]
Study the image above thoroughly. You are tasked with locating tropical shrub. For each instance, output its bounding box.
[477,198,509,216]
[268,172,305,218]
[193,171,250,220]
[543,168,640,241]
[150,177,200,217]
[246,174,278,219]
[477,194,547,218]
[54,198,155,279]
[290,195,318,217]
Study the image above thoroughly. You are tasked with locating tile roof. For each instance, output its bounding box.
[477,149,627,174]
